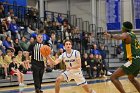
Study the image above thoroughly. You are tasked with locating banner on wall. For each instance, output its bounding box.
[1,0,27,6]
[106,0,121,31]
[134,0,140,29]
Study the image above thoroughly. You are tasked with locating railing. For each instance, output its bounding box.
[44,10,108,54]
[1,2,120,58]
[82,21,90,32]
[2,3,43,29]
[70,15,77,27]
[44,11,68,22]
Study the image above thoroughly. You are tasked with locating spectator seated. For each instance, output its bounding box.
[8,19,20,40]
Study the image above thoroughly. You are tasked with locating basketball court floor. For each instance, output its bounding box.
[0,75,139,93]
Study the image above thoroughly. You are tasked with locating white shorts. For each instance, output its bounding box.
[61,70,87,86]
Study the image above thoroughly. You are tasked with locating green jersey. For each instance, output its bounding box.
[121,32,140,76]
[122,32,140,62]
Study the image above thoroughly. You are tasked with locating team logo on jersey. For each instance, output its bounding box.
[65,59,75,62]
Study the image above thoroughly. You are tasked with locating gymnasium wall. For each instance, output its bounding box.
[27,0,139,32]
[27,0,37,7]
[122,0,133,23]
[47,0,91,23]
[67,0,91,23]
[47,0,67,13]
[99,0,133,30]
[27,0,91,23]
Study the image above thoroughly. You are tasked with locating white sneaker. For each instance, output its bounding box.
[19,83,22,86]
[107,71,112,75]
[19,83,26,87]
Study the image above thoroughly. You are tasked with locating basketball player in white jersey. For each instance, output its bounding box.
[47,39,96,93]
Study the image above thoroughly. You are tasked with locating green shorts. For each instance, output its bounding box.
[121,58,140,76]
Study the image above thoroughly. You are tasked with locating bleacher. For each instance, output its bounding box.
[0,70,62,87]
[0,0,125,87]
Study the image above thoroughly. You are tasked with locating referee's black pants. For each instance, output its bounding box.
[31,61,44,90]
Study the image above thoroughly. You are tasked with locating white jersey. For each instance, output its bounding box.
[59,49,87,86]
[59,49,81,72]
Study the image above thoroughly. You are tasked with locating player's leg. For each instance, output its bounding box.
[75,71,96,93]
[55,75,65,93]
[110,68,126,93]
[128,74,140,92]
[82,84,96,93]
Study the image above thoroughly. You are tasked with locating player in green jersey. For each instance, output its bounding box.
[104,21,140,93]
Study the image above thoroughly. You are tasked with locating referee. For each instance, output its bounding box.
[28,34,44,93]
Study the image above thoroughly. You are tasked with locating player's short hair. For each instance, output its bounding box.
[122,21,133,32]
[64,39,72,45]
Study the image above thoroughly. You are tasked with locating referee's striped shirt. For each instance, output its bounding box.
[28,42,44,61]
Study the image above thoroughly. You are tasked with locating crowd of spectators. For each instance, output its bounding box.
[0,2,112,85]
[0,2,34,86]
[81,44,109,78]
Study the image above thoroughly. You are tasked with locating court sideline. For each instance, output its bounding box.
[0,75,140,93]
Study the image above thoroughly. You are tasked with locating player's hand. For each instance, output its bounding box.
[104,31,111,39]
[47,61,54,67]
[46,56,54,66]
[46,55,52,63]
[67,66,72,71]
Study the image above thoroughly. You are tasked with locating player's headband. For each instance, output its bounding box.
[122,25,132,32]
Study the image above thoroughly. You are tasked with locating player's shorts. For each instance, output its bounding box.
[121,58,140,76]
[61,70,87,86]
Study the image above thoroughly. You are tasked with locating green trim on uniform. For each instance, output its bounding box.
[121,58,140,76]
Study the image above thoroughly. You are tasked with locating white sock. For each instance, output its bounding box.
[92,90,96,93]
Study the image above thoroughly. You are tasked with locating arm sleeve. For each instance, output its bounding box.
[76,51,81,58]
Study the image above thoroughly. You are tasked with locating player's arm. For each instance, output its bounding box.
[104,32,128,40]
[47,55,61,65]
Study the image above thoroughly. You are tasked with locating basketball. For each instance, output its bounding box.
[40,45,51,57]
